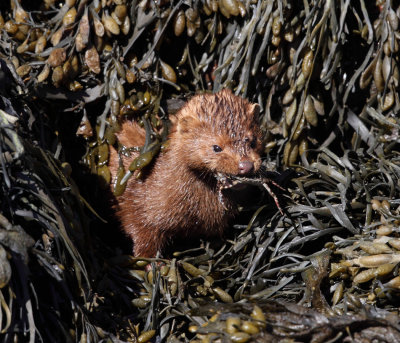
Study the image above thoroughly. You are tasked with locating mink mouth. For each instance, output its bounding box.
[215,173,241,209]
[216,173,233,189]
[215,173,258,209]
[215,173,251,191]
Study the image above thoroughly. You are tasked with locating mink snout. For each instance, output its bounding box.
[238,160,255,175]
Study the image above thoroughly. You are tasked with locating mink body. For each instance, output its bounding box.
[109,89,262,257]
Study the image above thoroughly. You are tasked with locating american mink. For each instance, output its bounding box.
[108,89,262,257]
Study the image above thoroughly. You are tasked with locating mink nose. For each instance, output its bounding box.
[238,160,254,175]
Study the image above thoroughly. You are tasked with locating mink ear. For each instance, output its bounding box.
[169,115,178,126]
[177,115,197,134]
[249,103,260,117]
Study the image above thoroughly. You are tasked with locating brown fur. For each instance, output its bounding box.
[108,89,262,257]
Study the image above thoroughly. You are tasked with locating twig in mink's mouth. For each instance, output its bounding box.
[260,179,284,215]
[215,172,234,189]
[215,173,232,210]
[217,174,285,215]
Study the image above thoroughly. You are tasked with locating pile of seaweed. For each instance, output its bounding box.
[0,0,400,342]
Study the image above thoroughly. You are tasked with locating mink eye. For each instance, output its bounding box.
[213,145,223,152]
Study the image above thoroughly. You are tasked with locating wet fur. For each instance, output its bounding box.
[108,89,262,257]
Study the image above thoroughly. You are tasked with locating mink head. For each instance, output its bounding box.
[171,89,262,176]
